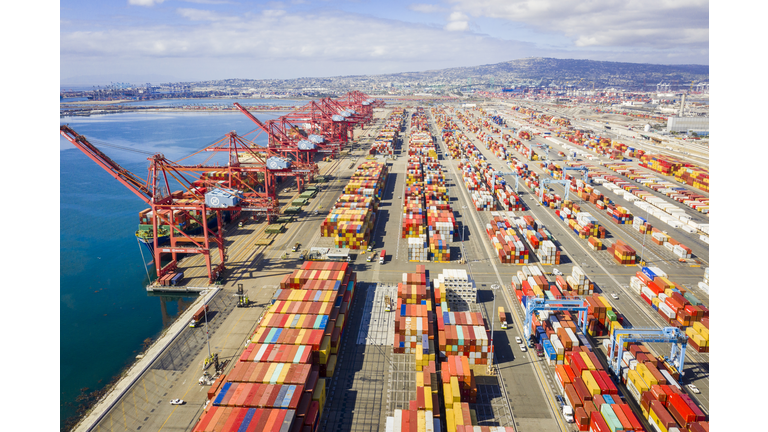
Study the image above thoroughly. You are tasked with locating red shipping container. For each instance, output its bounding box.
[649,400,679,431]
[589,411,610,432]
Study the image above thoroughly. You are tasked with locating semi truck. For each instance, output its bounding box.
[498,307,508,329]
[189,305,210,328]
[379,250,386,264]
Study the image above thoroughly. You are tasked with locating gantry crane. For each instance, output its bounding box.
[523,296,589,343]
[493,172,520,193]
[60,125,230,284]
[606,327,689,382]
[562,165,590,184]
[530,142,549,161]
[539,178,571,203]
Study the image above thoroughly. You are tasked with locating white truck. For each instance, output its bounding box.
[562,405,574,423]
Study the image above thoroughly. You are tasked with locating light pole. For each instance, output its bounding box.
[199,290,212,367]
[488,284,500,375]
[640,204,649,266]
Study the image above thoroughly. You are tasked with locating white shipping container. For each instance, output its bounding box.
[698,282,709,294]
[659,302,676,319]
[550,335,564,354]
[649,267,667,278]
[564,327,579,347]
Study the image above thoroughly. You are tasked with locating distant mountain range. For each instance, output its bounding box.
[61,57,710,93]
[368,57,709,90]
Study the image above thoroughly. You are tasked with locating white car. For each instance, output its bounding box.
[515,336,523,344]
[611,293,619,300]
[552,269,563,276]
[170,399,184,405]
[687,384,700,394]
[519,344,527,352]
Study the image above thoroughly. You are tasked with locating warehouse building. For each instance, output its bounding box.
[666,116,709,135]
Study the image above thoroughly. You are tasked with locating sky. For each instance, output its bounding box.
[60,0,710,85]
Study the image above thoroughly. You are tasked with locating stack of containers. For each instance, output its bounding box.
[402,195,426,238]
[486,213,529,264]
[607,240,637,265]
[631,268,709,329]
[639,383,708,430]
[192,261,358,432]
[429,233,451,263]
[386,367,439,432]
[536,240,560,265]
[607,205,633,224]
[441,355,477,406]
[393,267,435,358]
[436,309,490,365]
[320,199,375,250]
[433,269,477,309]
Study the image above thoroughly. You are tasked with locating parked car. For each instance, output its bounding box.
[170,399,184,405]
[515,336,522,344]
[611,293,619,300]
[519,344,527,352]
[552,268,563,276]
[687,384,700,394]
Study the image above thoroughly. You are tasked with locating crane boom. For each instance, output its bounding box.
[60,125,154,203]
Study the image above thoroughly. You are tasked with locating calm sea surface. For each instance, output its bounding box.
[59,103,294,428]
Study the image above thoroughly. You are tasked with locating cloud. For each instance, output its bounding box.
[177,8,238,22]
[128,0,166,6]
[445,11,469,32]
[446,0,708,50]
[409,4,444,13]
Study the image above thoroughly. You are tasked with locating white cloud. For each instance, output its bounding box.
[177,8,238,22]
[445,21,468,32]
[128,0,166,6]
[446,0,708,50]
[61,10,527,76]
[409,4,444,13]
[445,10,469,32]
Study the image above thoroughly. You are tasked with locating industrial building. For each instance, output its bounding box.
[666,116,709,135]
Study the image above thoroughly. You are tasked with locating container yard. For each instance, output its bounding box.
[65,96,710,432]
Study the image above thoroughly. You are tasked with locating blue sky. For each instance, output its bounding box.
[59,0,710,85]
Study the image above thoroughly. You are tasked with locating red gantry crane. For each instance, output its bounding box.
[61,92,383,286]
[60,125,230,284]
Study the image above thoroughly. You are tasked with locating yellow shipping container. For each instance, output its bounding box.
[597,296,612,312]
[416,372,424,387]
[326,354,337,377]
[443,382,453,406]
[636,363,658,387]
[692,322,709,340]
[628,369,650,393]
[581,370,601,395]
[579,352,596,370]
[450,376,461,403]
[336,314,345,329]
[453,402,464,426]
[692,333,708,347]
[418,411,426,432]
[265,363,278,384]
[446,408,456,432]
[424,387,433,411]
[318,336,331,364]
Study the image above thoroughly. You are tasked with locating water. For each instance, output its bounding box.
[59,106,294,429]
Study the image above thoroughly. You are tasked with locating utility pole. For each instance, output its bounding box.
[488,284,500,375]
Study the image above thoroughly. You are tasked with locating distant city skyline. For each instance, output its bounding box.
[61,0,709,85]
